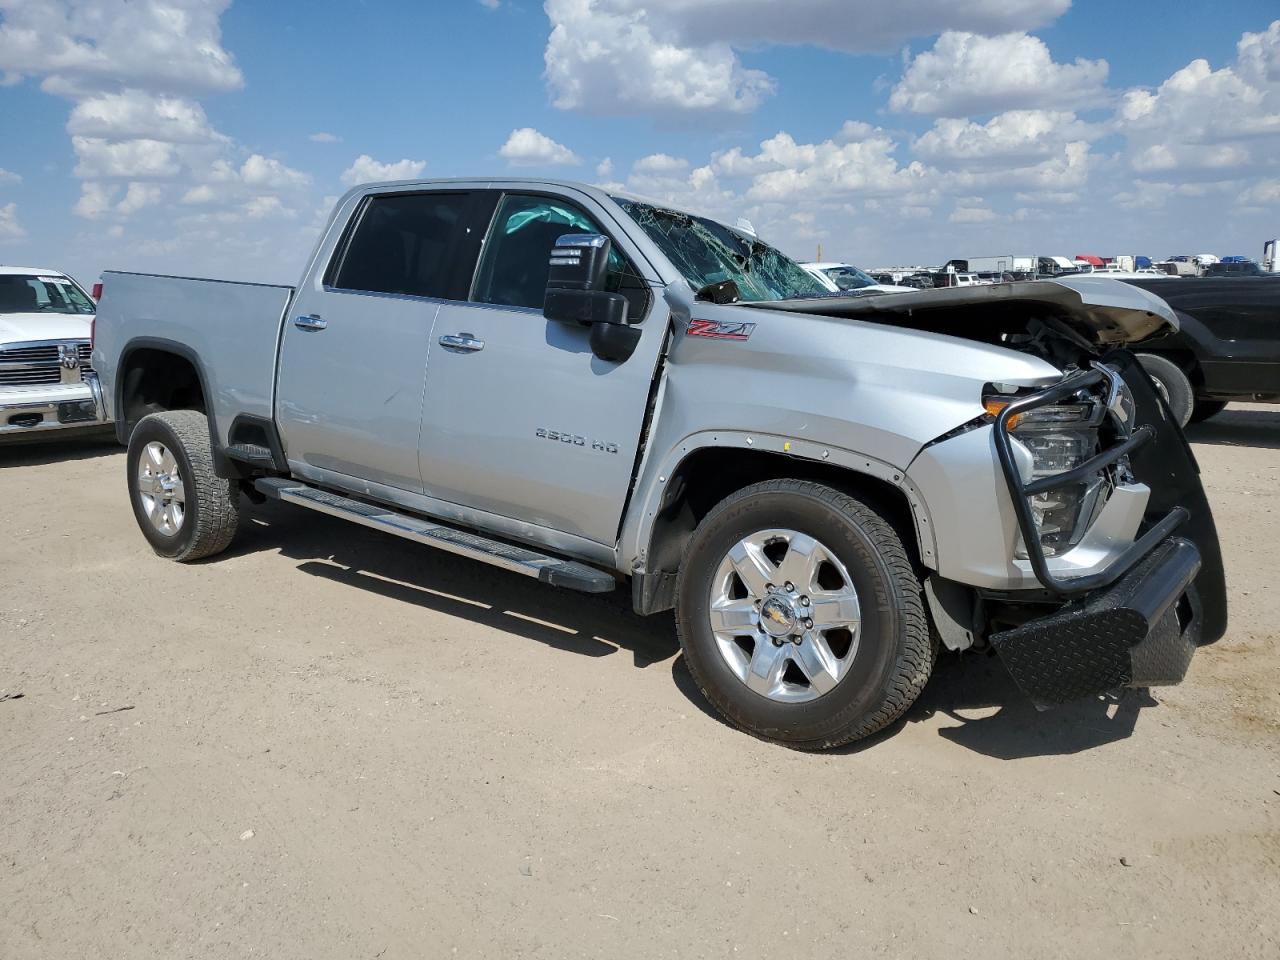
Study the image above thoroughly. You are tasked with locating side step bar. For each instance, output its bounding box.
[254,477,617,594]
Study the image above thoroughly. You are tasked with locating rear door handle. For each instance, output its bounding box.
[438,333,484,352]
[294,314,327,331]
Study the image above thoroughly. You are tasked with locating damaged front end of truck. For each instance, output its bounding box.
[764,277,1228,706]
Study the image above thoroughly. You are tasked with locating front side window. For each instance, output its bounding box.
[472,194,640,311]
[615,198,827,303]
[0,274,95,315]
[329,192,472,299]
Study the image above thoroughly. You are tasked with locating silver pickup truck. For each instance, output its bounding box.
[90,178,1227,749]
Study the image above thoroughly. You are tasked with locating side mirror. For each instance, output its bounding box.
[543,233,640,363]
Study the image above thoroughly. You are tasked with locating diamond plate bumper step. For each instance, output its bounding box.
[991,537,1203,707]
[254,477,617,594]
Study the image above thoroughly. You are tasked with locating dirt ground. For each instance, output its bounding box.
[1,406,1277,960]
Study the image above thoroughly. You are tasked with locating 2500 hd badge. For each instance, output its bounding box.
[535,427,619,454]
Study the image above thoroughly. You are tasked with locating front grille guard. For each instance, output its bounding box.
[991,363,1189,597]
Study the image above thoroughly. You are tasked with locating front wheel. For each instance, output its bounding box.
[1189,400,1227,424]
[1136,353,1195,428]
[126,410,240,562]
[675,479,932,750]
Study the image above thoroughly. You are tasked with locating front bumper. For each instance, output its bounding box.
[0,373,107,435]
[991,537,1202,706]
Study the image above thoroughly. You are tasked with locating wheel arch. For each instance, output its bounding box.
[114,337,228,473]
[626,433,936,615]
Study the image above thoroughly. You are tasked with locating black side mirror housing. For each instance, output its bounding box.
[543,233,641,362]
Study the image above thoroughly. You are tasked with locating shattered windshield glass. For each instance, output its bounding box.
[614,198,827,302]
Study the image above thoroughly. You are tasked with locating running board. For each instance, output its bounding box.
[253,477,617,594]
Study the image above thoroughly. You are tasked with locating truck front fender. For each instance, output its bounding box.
[619,430,938,604]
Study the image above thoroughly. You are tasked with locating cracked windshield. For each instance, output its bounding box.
[615,199,827,303]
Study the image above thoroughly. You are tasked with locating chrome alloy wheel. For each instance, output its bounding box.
[136,441,186,536]
[709,529,862,703]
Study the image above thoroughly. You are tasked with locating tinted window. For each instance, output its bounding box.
[0,274,95,315]
[472,194,640,311]
[330,192,472,298]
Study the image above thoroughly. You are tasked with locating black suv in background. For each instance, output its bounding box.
[1124,276,1280,425]
[1203,261,1264,277]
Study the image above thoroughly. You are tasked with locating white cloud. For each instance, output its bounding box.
[0,0,243,97]
[543,0,773,115]
[340,154,427,186]
[74,181,118,219]
[116,181,163,215]
[0,202,25,240]
[0,168,23,184]
[1238,180,1280,205]
[542,0,1070,115]
[498,127,581,166]
[949,204,998,223]
[913,110,1095,165]
[67,91,222,143]
[727,127,928,203]
[1115,22,1280,176]
[633,153,688,173]
[596,157,614,178]
[72,137,181,179]
[240,154,310,190]
[309,131,341,143]
[890,32,1108,116]
[244,195,289,219]
[478,0,500,7]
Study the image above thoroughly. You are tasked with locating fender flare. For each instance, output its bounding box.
[619,428,938,571]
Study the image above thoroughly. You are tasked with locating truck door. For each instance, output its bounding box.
[418,190,666,547]
[276,190,490,493]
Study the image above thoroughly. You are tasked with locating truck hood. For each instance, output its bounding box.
[0,312,94,345]
[754,276,1178,346]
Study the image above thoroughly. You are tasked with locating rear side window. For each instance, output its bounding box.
[329,192,472,299]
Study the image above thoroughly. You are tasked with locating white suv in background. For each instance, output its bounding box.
[800,261,914,295]
[0,266,104,438]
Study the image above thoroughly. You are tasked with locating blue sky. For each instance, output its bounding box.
[1,1,1278,287]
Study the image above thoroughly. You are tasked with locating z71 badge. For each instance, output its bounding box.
[687,318,756,341]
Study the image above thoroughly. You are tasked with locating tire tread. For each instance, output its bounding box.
[675,478,932,750]
[132,410,239,562]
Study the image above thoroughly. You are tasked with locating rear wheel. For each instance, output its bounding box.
[1136,353,1195,428]
[127,410,240,562]
[1189,400,1227,424]
[675,479,932,750]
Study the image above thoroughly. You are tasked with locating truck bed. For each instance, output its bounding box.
[94,271,294,449]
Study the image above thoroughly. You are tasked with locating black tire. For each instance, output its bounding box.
[674,479,932,750]
[1189,400,1227,424]
[126,410,240,562]
[1136,353,1195,428]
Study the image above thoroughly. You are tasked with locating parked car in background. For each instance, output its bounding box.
[0,266,105,438]
[800,262,914,295]
[1124,276,1280,425]
[90,177,1225,748]
[1203,260,1263,277]
[899,273,935,289]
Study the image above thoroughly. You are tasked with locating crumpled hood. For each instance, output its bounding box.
[0,312,93,346]
[756,276,1178,346]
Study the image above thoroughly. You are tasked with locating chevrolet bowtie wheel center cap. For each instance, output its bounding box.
[760,596,798,638]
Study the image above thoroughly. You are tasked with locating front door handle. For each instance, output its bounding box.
[438,333,484,352]
[294,314,327,331]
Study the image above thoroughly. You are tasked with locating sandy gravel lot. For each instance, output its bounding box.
[2,407,1277,960]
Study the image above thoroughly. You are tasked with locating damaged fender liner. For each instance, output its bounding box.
[990,538,1202,707]
[747,276,1179,347]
